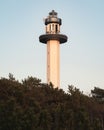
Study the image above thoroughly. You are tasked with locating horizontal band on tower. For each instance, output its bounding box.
[39,34,68,44]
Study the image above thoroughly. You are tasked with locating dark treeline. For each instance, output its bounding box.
[0,74,104,130]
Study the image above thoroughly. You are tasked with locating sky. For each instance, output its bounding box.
[0,0,104,93]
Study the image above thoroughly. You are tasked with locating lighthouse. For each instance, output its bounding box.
[39,10,67,88]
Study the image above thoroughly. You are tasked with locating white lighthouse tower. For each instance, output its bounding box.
[39,10,67,88]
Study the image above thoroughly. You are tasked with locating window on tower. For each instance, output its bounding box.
[55,24,58,33]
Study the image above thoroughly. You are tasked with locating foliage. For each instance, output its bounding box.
[0,75,104,130]
[91,87,104,103]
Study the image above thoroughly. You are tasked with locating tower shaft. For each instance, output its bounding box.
[47,40,60,87]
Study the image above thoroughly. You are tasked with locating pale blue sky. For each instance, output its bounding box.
[0,0,104,93]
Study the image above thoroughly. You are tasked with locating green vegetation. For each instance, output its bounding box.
[0,74,104,130]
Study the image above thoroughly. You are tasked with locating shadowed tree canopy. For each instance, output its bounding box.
[0,74,104,130]
[91,87,104,103]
